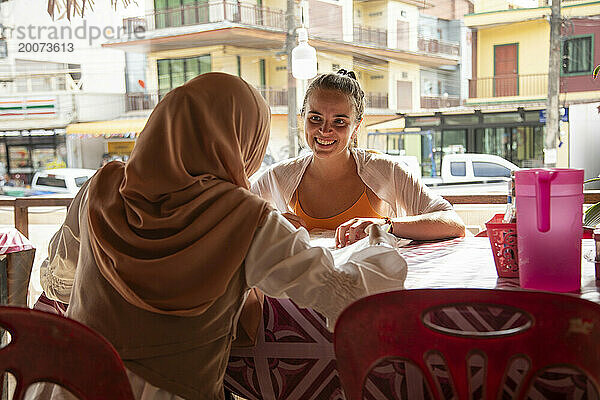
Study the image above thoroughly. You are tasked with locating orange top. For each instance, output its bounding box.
[293,189,383,231]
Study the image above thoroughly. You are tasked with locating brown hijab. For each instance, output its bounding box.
[86,72,272,317]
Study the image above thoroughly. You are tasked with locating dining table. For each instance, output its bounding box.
[225,235,600,400]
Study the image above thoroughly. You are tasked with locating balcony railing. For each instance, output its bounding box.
[417,36,460,57]
[469,74,548,98]
[365,92,389,109]
[0,70,82,94]
[421,95,461,109]
[126,93,159,112]
[256,87,287,107]
[126,86,287,111]
[122,1,286,33]
[353,25,388,47]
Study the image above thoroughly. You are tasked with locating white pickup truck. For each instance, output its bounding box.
[31,168,97,195]
[423,154,519,186]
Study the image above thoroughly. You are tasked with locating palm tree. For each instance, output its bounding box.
[47,0,129,20]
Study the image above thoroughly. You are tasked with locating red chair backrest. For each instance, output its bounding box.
[0,306,134,400]
[334,288,600,400]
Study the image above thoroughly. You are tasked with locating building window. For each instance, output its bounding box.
[157,55,211,97]
[423,80,433,95]
[154,0,208,28]
[0,39,7,59]
[562,35,593,75]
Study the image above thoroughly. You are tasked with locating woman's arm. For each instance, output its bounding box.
[39,182,90,303]
[245,211,407,330]
[388,210,465,240]
[335,210,465,247]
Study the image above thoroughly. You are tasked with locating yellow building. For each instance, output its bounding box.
[101,0,462,162]
[464,0,600,167]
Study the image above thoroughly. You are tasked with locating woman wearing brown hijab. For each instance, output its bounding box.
[34,72,407,399]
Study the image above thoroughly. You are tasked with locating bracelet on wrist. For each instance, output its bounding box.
[383,217,393,234]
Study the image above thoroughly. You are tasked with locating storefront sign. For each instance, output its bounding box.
[405,116,441,127]
[107,141,135,155]
[539,108,568,123]
[0,128,65,136]
[0,97,57,119]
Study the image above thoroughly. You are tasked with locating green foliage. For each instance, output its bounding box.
[585,202,600,228]
[584,177,600,228]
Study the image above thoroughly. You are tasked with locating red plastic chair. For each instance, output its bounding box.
[0,306,134,400]
[334,288,600,400]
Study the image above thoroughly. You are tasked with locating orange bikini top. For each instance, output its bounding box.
[292,189,383,231]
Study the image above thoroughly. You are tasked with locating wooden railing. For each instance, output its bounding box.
[8,191,600,238]
[444,192,600,205]
[1,197,73,239]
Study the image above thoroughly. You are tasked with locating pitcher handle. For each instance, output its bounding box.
[534,170,556,232]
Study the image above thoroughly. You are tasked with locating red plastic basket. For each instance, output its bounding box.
[484,214,519,278]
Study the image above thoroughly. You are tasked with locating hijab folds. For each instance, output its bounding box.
[87,72,272,317]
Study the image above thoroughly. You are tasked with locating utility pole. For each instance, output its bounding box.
[285,0,297,158]
[545,0,561,167]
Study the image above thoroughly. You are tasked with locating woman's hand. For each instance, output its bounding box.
[335,217,387,248]
[281,212,308,230]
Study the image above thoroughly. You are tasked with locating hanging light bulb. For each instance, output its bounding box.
[292,4,317,81]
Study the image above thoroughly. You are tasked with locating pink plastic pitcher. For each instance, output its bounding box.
[515,168,584,292]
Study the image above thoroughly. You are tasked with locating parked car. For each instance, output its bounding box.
[423,154,520,186]
[30,168,97,195]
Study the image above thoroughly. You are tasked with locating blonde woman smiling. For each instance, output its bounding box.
[252,70,465,247]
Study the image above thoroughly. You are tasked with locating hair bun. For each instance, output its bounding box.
[336,69,357,80]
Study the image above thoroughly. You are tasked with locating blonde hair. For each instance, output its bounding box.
[301,70,365,123]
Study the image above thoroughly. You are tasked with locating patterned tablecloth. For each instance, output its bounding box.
[225,237,600,400]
